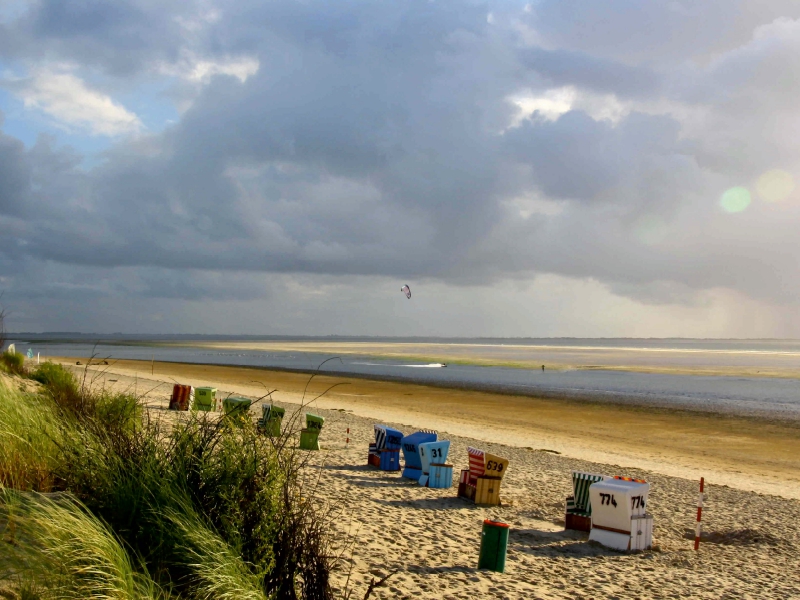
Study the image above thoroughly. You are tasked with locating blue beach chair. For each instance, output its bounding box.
[400,430,437,480]
[368,424,403,471]
[418,440,451,487]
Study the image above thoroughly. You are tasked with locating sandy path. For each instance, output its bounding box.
[58,359,800,600]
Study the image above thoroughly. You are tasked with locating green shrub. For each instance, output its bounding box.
[30,363,82,412]
[1,350,25,376]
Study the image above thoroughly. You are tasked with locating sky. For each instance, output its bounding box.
[2,0,800,337]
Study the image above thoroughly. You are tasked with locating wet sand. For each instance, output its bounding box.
[56,357,800,500]
[149,339,800,379]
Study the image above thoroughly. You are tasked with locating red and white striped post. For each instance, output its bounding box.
[694,477,705,550]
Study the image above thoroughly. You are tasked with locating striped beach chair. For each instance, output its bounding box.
[368,425,404,471]
[368,425,386,467]
[169,384,193,411]
[456,447,484,500]
[458,447,508,505]
[565,471,606,532]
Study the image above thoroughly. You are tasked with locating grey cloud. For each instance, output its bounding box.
[527,0,800,65]
[519,47,660,98]
[0,131,30,215]
[504,110,688,204]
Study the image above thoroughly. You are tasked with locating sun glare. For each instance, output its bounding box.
[719,187,751,213]
[756,169,794,203]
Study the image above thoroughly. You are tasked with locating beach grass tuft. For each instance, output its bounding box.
[0,363,334,599]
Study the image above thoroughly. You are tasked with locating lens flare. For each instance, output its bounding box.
[720,187,751,213]
[756,169,794,203]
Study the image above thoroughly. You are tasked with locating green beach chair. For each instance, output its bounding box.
[223,396,252,424]
[299,413,324,450]
[258,404,285,436]
[565,471,606,532]
[193,387,217,412]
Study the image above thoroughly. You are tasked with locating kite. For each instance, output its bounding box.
[400,284,411,299]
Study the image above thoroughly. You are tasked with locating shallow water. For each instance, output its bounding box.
[13,339,800,420]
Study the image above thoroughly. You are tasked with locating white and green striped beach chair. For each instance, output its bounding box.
[565,471,606,532]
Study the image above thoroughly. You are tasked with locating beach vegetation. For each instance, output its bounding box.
[0,350,25,377]
[0,362,335,599]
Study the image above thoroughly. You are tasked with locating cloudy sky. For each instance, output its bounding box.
[2,0,800,337]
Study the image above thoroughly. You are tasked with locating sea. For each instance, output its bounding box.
[8,335,800,420]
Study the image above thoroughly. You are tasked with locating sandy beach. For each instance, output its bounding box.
[53,357,800,599]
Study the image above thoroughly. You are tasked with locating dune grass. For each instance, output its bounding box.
[0,362,334,600]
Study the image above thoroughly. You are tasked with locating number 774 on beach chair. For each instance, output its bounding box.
[565,471,606,532]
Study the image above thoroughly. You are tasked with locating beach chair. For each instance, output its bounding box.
[222,396,252,423]
[169,384,194,411]
[368,425,385,467]
[300,413,324,450]
[419,440,452,488]
[588,477,652,551]
[565,471,607,532]
[193,387,217,412]
[368,424,404,470]
[458,447,509,505]
[258,404,285,436]
[400,430,437,480]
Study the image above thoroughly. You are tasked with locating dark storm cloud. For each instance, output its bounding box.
[1,0,800,320]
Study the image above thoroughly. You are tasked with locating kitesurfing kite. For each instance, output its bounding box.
[400,284,411,299]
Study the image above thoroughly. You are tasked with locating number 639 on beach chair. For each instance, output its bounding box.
[457,447,509,505]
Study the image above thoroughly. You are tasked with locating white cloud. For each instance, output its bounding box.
[508,86,576,124]
[158,52,260,84]
[507,86,630,127]
[188,56,259,83]
[14,70,142,136]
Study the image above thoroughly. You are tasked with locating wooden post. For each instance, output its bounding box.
[694,477,704,550]
[346,427,350,445]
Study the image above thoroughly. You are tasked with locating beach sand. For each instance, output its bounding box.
[54,358,800,599]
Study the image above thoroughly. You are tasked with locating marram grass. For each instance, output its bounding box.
[0,381,63,492]
[0,362,334,599]
[164,505,267,600]
[0,488,164,600]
